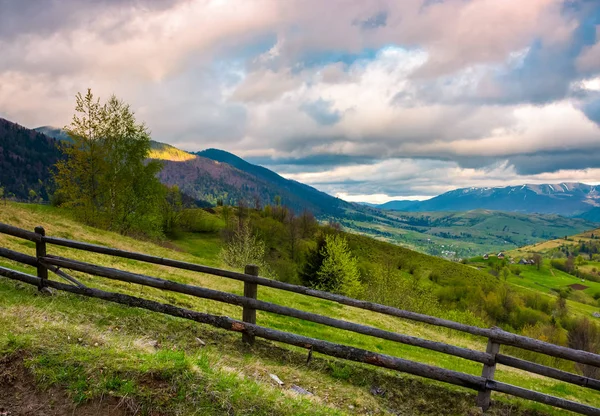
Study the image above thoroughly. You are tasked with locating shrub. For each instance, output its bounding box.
[219,221,272,276]
[567,317,600,378]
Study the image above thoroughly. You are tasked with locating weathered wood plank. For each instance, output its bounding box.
[41,235,493,337]
[242,265,259,345]
[0,222,41,243]
[0,265,486,392]
[0,247,84,288]
[0,227,591,366]
[491,329,600,368]
[34,227,47,290]
[496,354,600,391]
[40,235,600,367]
[476,336,500,410]
[491,380,600,416]
[42,255,492,364]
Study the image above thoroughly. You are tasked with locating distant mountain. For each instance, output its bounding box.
[154,149,352,216]
[576,207,600,223]
[36,126,193,162]
[380,183,600,217]
[376,200,419,211]
[0,119,62,200]
[34,126,71,142]
[149,141,195,161]
[7,121,598,256]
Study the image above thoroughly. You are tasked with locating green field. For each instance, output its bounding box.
[341,208,596,259]
[1,203,599,415]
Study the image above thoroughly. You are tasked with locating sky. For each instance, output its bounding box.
[2,0,600,203]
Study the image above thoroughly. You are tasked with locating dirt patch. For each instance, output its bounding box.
[0,355,134,416]
[569,283,589,290]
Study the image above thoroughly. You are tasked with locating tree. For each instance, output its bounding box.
[299,234,327,288]
[0,185,5,205]
[54,89,164,235]
[220,221,271,275]
[314,234,362,297]
[532,253,542,271]
[299,209,317,238]
[162,185,183,236]
[568,318,600,378]
[286,211,300,261]
[565,256,575,274]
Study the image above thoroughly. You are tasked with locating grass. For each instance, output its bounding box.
[341,208,595,258]
[1,202,599,414]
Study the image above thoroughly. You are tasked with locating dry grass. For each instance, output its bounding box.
[0,202,598,415]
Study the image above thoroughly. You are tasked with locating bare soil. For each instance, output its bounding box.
[569,283,589,290]
[0,355,134,416]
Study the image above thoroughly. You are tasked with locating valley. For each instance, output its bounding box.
[2,118,596,259]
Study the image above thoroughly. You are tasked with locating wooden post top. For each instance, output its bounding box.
[245,264,259,275]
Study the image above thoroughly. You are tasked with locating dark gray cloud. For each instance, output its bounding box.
[507,149,600,175]
[0,0,184,40]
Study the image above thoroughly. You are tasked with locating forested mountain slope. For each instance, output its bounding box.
[0,118,62,200]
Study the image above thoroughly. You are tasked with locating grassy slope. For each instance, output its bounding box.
[509,228,600,256]
[0,203,598,414]
[342,208,595,259]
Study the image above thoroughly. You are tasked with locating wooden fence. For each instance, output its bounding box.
[0,222,600,415]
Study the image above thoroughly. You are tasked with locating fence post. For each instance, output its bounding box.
[476,328,500,411]
[242,264,259,344]
[34,226,48,292]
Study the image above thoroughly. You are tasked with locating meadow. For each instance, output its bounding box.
[0,203,599,415]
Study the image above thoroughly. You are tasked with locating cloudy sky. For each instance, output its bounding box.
[2,0,600,202]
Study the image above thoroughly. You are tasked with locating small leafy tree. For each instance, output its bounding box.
[314,234,362,297]
[532,253,542,271]
[0,185,5,205]
[162,185,183,236]
[220,221,271,275]
[54,89,164,235]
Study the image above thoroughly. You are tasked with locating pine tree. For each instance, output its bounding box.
[315,234,362,297]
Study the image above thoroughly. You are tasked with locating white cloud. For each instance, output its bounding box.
[1,0,600,202]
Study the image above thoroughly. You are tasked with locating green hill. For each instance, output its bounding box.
[341,208,596,258]
[1,202,600,415]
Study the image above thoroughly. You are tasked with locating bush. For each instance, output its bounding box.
[180,209,224,233]
[219,221,272,276]
[567,317,600,378]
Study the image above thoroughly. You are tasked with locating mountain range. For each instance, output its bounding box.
[0,117,596,257]
[376,183,600,217]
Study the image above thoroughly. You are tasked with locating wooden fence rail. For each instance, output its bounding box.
[1,223,600,415]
